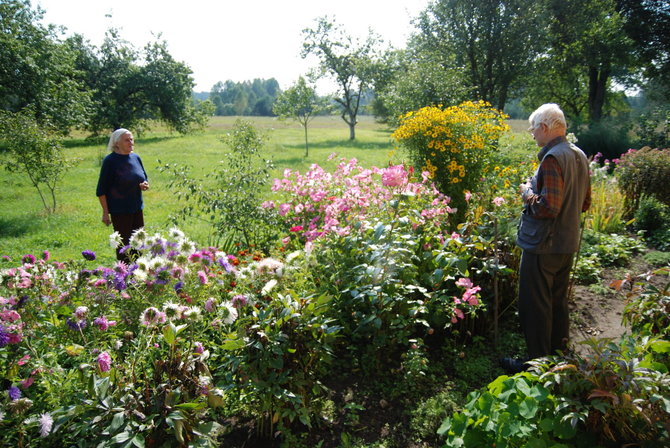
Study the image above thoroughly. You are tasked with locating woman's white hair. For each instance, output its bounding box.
[106,128,131,152]
[528,103,567,131]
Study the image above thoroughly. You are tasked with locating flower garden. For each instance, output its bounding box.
[1,103,670,447]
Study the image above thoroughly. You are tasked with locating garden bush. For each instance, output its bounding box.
[615,147,670,218]
[617,266,670,339]
[438,337,670,448]
[392,101,509,223]
[634,196,670,251]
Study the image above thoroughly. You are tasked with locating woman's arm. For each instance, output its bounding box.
[98,195,111,226]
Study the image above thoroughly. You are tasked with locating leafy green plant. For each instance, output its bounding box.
[634,196,670,250]
[0,109,78,214]
[581,229,646,267]
[159,119,280,252]
[439,337,670,448]
[616,266,670,339]
[615,147,670,218]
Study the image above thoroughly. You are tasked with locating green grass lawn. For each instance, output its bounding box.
[0,116,533,263]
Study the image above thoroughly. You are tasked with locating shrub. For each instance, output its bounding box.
[634,196,670,250]
[615,147,670,218]
[438,337,670,447]
[581,230,646,268]
[160,119,280,252]
[586,156,627,234]
[636,106,670,149]
[616,266,670,339]
[573,118,633,161]
[391,101,509,224]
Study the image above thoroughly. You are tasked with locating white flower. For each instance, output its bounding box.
[39,413,53,437]
[168,227,185,241]
[109,231,123,249]
[221,302,238,325]
[178,239,197,256]
[255,258,284,277]
[183,306,202,321]
[129,227,148,248]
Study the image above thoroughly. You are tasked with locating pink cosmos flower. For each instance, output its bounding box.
[455,277,473,289]
[465,191,472,202]
[17,355,30,366]
[289,225,303,232]
[492,197,505,207]
[278,203,291,216]
[381,165,408,187]
[21,377,34,389]
[97,351,112,372]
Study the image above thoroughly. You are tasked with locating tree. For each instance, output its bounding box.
[0,109,77,214]
[301,16,381,140]
[371,46,469,125]
[544,0,635,122]
[0,0,91,132]
[414,0,546,110]
[273,77,331,157]
[81,30,205,134]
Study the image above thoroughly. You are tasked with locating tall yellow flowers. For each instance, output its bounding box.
[392,101,509,223]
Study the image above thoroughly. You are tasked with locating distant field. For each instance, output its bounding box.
[0,115,534,263]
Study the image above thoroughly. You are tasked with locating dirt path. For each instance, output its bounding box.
[569,255,652,353]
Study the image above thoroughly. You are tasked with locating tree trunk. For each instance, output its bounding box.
[588,66,609,122]
[303,124,309,157]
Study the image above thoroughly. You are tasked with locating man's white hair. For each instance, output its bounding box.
[106,128,131,152]
[529,103,567,131]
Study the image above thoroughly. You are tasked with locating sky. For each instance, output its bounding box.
[36,0,431,93]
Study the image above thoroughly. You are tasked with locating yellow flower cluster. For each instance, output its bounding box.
[393,101,510,207]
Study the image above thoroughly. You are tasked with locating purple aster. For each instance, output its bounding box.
[22,254,36,264]
[231,294,248,308]
[66,318,87,331]
[8,385,21,400]
[81,250,96,261]
[0,325,9,347]
[173,281,184,293]
[42,250,50,261]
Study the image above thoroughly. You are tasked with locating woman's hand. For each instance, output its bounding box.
[140,181,149,191]
[102,212,111,226]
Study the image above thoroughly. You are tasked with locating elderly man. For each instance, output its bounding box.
[502,103,591,374]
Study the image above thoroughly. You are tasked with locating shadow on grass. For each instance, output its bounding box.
[282,139,393,151]
[0,215,40,238]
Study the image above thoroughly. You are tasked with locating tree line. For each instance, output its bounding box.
[1,0,669,147]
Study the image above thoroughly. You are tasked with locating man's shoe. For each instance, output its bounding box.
[500,357,528,374]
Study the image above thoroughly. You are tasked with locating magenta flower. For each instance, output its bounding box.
[140,307,167,327]
[231,294,248,308]
[93,316,117,331]
[197,270,208,285]
[194,342,204,354]
[42,250,50,261]
[97,351,112,372]
[22,254,36,264]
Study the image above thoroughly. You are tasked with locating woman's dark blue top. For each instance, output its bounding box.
[96,152,148,214]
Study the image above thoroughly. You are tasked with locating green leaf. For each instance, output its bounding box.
[131,434,145,448]
[111,431,131,444]
[519,397,539,419]
[221,338,245,351]
[94,376,110,400]
[108,412,125,433]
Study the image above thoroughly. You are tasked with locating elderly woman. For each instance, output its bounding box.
[96,128,149,261]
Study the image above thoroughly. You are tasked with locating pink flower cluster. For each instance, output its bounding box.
[265,159,453,242]
[451,277,482,323]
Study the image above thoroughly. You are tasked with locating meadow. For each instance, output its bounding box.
[0,115,534,263]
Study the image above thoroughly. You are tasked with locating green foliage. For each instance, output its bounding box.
[439,337,670,447]
[619,266,670,339]
[273,76,331,157]
[615,147,670,218]
[643,250,670,268]
[371,47,469,125]
[574,117,634,160]
[581,229,646,268]
[634,196,670,251]
[0,0,92,132]
[85,32,206,135]
[159,120,280,252]
[635,106,670,149]
[415,0,546,110]
[0,109,78,214]
[209,78,281,116]
[409,386,462,444]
